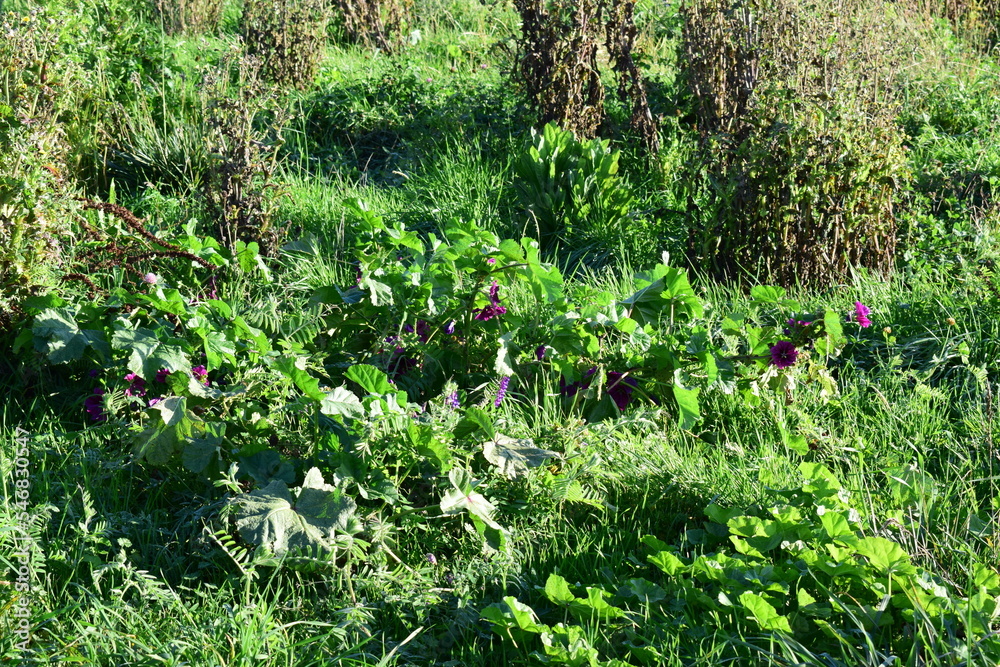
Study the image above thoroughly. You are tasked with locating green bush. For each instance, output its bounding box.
[514,122,635,254]
[0,10,80,329]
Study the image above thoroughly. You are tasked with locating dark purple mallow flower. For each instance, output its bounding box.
[85,388,107,422]
[124,373,146,398]
[607,371,639,411]
[560,366,597,398]
[769,341,799,369]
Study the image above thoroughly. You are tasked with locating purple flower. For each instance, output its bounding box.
[488,281,500,305]
[85,388,107,422]
[495,376,510,407]
[148,397,163,407]
[486,258,496,265]
[560,366,597,398]
[143,273,158,285]
[446,391,460,409]
[425,553,437,565]
[155,368,172,383]
[124,373,146,398]
[474,304,507,321]
[88,369,101,378]
[192,365,210,386]
[854,301,871,328]
[535,345,546,361]
[769,341,799,369]
[444,320,456,335]
[607,371,639,411]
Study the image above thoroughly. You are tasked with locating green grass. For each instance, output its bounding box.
[6,0,1000,664]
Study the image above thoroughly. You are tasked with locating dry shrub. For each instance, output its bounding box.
[605,0,659,152]
[684,0,914,286]
[241,0,331,90]
[333,0,412,52]
[152,0,225,35]
[201,52,290,256]
[514,0,606,139]
[513,0,660,148]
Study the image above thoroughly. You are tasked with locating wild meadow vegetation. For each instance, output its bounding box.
[3,0,1000,664]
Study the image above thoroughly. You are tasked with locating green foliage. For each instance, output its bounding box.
[515,123,636,253]
[488,463,1000,664]
[0,10,81,326]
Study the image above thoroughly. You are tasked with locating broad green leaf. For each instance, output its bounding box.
[495,332,517,376]
[440,468,500,529]
[739,592,792,632]
[197,328,236,370]
[33,308,109,364]
[673,380,700,431]
[237,449,296,485]
[544,574,576,606]
[568,587,625,620]
[855,536,915,576]
[649,550,687,575]
[270,356,326,401]
[482,434,559,479]
[454,406,496,440]
[320,386,365,419]
[345,364,394,396]
[133,397,194,466]
[750,285,785,304]
[820,511,853,539]
[112,328,192,381]
[624,578,666,604]
[235,468,357,554]
[182,421,225,473]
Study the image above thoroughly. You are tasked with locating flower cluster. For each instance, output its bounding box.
[495,376,510,407]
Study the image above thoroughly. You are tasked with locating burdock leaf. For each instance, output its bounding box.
[235,468,357,554]
[440,468,500,529]
[483,434,559,479]
[33,308,109,364]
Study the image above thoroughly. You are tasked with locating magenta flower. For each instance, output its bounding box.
[148,397,163,407]
[474,304,507,321]
[85,388,107,422]
[854,302,871,328]
[769,341,799,369]
[488,281,500,305]
[486,258,496,265]
[124,373,146,398]
[155,368,172,383]
[192,365,211,387]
